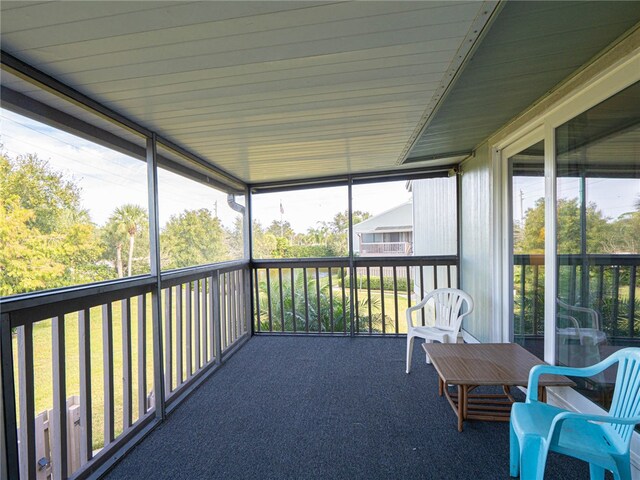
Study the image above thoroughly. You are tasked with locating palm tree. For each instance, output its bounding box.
[110,204,147,277]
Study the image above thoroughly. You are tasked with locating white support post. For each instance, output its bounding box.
[543,123,557,365]
[147,134,166,421]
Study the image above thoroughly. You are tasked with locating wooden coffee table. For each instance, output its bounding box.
[422,343,574,432]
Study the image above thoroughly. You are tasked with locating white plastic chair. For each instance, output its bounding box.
[405,288,474,373]
[556,298,607,347]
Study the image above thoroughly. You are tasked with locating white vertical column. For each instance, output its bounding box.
[544,123,557,365]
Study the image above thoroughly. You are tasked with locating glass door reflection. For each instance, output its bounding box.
[510,140,545,359]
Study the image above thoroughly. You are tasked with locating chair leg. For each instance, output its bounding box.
[406,335,414,374]
[589,463,605,480]
[424,339,432,364]
[519,436,548,480]
[612,455,632,480]
[509,421,519,478]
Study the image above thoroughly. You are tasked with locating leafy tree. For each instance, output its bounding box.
[57,208,109,284]
[330,210,371,234]
[516,197,611,254]
[160,208,228,269]
[0,153,81,233]
[251,220,278,259]
[0,151,105,294]
[315,210,371,256]
[603,198,640,254]
[266,220,295,240]
[0,198,65,295]
[252,210,372,258]
[227,216,245,259]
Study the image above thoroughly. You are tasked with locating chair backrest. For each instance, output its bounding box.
[416,288,473,333]
[607,348,640,443]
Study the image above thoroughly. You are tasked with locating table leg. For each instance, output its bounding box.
[438,377,443,397]
[539,386,547,403]
[457,385,465,432]
[463,385,468,419]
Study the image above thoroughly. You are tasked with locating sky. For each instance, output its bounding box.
[252,181,411,233]
[513,175,639,224]
[3,107,636,234]
[1,109,240,229]
[1,108,411,234]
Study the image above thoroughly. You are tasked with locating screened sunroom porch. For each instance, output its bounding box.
[1,2,640,479]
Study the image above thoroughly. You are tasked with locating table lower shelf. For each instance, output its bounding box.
[438,378,546,432]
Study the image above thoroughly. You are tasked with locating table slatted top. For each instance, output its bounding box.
[422,343,575,387]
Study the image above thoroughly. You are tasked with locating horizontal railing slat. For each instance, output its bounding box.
[0,276,156,316]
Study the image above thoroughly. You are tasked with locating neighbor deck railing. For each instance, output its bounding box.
[252,256,458,335]
[359,241,411,256]
[0,260,250,480]
[513,254,639,342]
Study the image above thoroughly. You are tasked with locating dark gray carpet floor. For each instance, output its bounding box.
[105,336,597,480]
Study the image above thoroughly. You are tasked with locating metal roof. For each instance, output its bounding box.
[1,1,639,186]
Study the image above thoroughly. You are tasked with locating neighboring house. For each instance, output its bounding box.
[353,201,413,256]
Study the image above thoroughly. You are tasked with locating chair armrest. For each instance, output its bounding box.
[557,298,600,330]
[547,411,640,449]
[526,360,618,402]
[406,295,433,329]
[552,411,640,427]
[557,313,581,331]
[406,304,420,329]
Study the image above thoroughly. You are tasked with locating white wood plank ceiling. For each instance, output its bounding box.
[1,1,495,183]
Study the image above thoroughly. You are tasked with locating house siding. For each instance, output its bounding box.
[411,178,457,257]
[460,142,494,342]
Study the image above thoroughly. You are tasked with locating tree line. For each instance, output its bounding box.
[251,209,370,259]
[0,152,244,296]
[514,197,640,255]
[0,151,372,296]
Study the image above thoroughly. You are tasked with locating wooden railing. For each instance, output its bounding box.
[160,262,250,411]
[252,256,458,335]
[513,254,639,341]
[0,261,250,480]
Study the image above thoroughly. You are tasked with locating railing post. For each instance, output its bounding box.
[0,314,19,480]
[244,266,251,337]
[147,133,166,420]
[213,272,222,361]
[348,176,355,337]
[246,186,254,337]
[52,315,68,479]
[78,308,92,465]
[628,265,636,340]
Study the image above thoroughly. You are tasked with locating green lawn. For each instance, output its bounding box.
[352,289,411,334]
[13,298,156,451]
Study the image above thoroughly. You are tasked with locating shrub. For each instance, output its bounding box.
[338,275,413,292]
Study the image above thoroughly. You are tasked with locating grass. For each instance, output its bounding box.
[353,289,411,334]
[13,298,155,452]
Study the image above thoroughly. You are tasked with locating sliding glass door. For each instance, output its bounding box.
[509,141,545,358]
[555,81,640,409]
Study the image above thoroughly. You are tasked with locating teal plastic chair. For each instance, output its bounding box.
[510,347,640,480]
